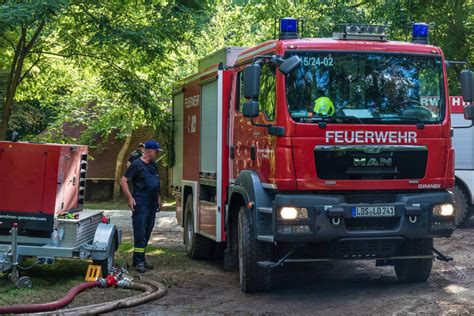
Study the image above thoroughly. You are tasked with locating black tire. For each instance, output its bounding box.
[394,238,433,283]
[93,236,116,277]
[184,194,214,259]
[238,207,271,293]
[452,184,470,227]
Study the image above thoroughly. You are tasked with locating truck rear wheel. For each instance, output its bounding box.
[394,238,433,283]
[452,184,470,227]
[184,194,214,259]
[238,207,271,293]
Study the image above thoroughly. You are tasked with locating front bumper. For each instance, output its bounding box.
[266,191,454,243]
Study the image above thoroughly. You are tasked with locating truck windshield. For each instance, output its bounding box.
[285,52,445,124]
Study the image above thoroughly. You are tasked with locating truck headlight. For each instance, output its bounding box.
[433,204,454,216]
[278,207,308,220]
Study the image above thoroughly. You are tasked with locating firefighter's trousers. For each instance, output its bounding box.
[132,191,157,265]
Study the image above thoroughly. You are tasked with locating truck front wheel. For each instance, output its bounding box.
[394,238,433,283]
[452,184,470,227]
[238,207,271,293]
[184,194,214,259]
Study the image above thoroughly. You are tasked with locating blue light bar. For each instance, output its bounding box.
[412,22,429,44]
[279,18,299,40]
[281,18,298,33]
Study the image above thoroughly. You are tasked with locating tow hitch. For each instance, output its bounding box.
[433,247,453,262]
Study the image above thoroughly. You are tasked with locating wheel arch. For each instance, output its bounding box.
[181,185,193,225]
[227,170,274,238]
[227,188,249,233]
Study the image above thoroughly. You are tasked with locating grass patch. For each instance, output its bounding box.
[116,241,188,265]
[0,241,189,306]
[84,197,175,211]
[0,259,88,305]
[84,200,129,210]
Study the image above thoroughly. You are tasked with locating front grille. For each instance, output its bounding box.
[331,238,403,259]
[344,217,400,231]
[315,145,427,180]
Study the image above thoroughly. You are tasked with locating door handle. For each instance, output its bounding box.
[250,146,256,161]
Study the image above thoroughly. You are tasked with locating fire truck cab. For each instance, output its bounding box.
[171,19,474,292]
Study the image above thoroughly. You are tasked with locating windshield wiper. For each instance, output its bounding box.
[298,115,365,124]
[366,117,422,123]
[321,115,365,124]
[364,116,427,129]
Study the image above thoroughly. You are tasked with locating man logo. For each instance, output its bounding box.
[353,157,393,167]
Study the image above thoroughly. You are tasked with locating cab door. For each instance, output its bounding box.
[230,64,277,186]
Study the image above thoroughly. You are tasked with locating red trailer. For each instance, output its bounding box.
[0,142,120,288]
[171,20,474,292]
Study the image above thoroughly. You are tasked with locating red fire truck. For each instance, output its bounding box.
[171,19,474,292]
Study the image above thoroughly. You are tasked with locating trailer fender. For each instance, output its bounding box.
[90,223,117,261]
[229,170,274,237]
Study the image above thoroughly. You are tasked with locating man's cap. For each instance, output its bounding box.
[137,142,145,148]
[144,140,163,152]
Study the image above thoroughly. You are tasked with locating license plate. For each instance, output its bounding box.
[352,206,396,218]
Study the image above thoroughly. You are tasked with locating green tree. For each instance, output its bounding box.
[0,0,68,139]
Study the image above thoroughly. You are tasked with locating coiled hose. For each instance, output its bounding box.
[55,279,167,315]
[0,278,167,315]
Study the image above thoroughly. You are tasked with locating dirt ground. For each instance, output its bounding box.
[98,211,474,315]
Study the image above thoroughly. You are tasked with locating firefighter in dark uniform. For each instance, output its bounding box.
[121,140,162,273]
[126,143,145,168]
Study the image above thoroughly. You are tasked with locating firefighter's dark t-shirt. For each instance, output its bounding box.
[128,149,143,163]
[124,159,158,193]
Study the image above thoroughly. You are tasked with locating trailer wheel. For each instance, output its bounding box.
[184,194,214,259]
[93,236,116,277]
[394,238,433,283]
[238,207,271,293]
[452,184,470,227]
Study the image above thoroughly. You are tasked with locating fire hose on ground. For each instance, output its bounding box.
[0,268,167,315]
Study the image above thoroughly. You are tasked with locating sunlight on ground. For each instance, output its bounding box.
[444,284,469,294]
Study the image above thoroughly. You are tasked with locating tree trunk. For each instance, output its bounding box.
[0,29,26,140]
[113,133,132,201]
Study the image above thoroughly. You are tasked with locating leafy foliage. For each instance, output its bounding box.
[0,0,473,161]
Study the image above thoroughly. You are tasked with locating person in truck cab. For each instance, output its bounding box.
[120,140,162,273]
[313,96,335,116]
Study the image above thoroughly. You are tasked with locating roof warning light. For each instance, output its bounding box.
[412,22,430,44]
[279,17,301,40]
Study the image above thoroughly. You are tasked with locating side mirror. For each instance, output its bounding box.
[279,55,301,75]
[460,70,474,103]
[244,64,261,99]
[242,101,259,118]
[464,105,474,120]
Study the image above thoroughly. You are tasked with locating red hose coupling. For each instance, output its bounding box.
[105,274,119,287]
